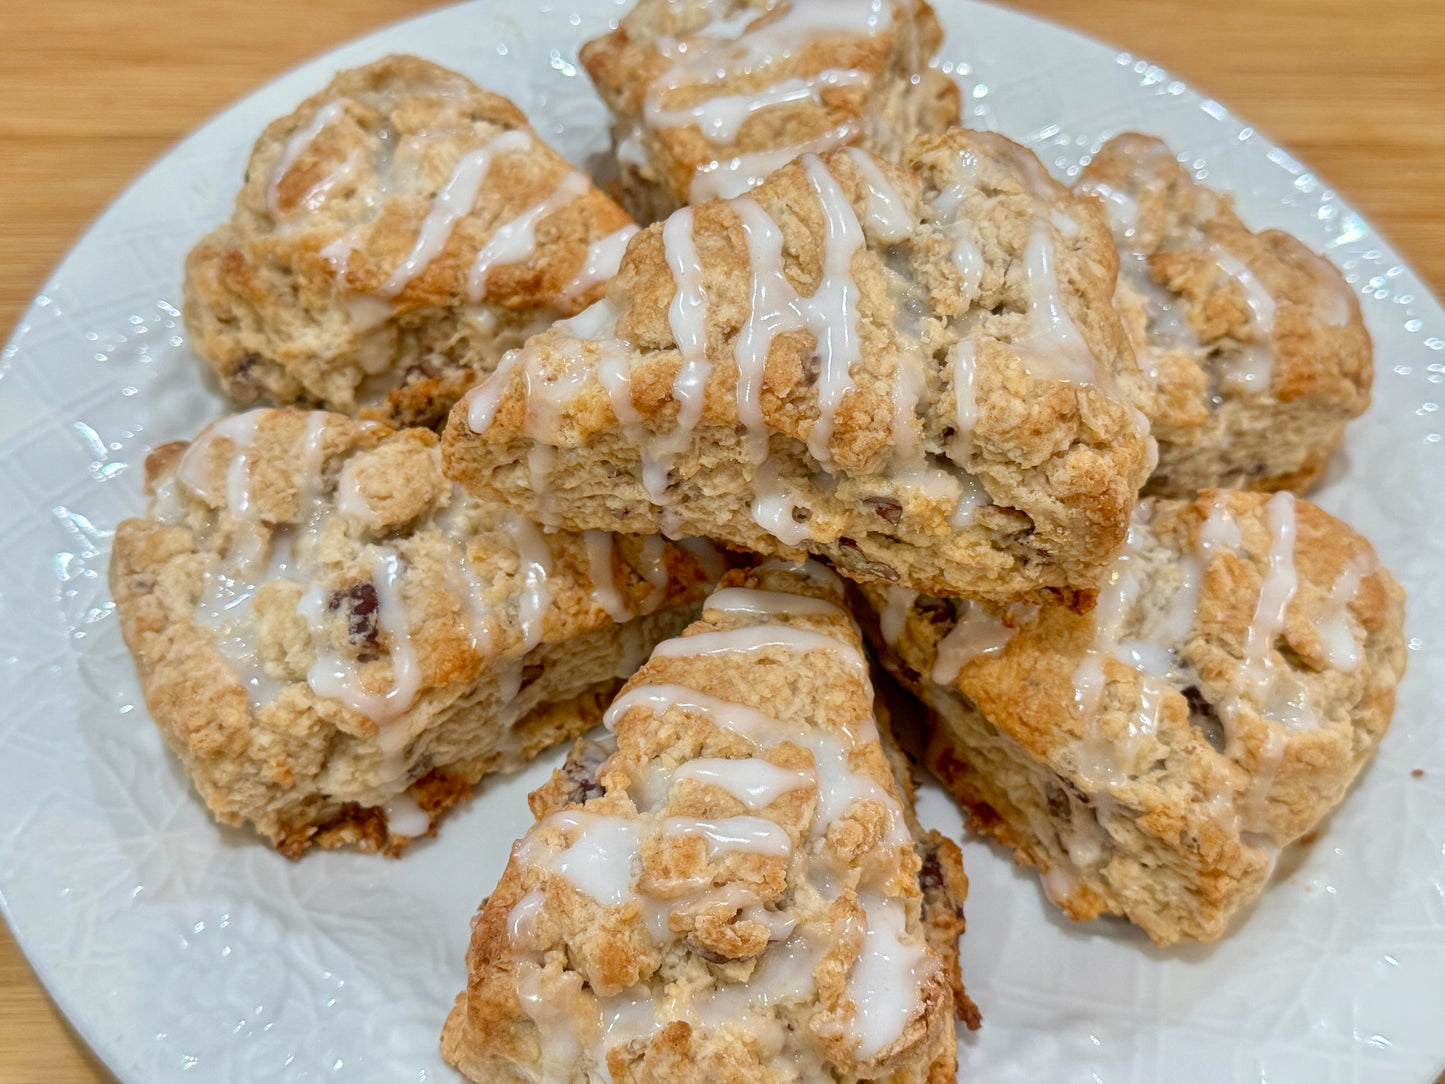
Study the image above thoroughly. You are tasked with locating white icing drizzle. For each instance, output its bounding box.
[930,150,984,300]
[1199,498,1244,554]
[382,792,430,837]
[1213,245,1277,335]
[266,99,350,217]
[464,348,523,439]
[878,586,915,649]
[467,170,591,301]
[661,815,794,858]
[506,515,555,651]
[528,444,559,527]
[520,811,641,906]
[689,120,860,201]
[585,531,633,623]
[301,547,422,726]
[948,471,990,528]
[704,587,847,619]
[506,889,548,950]
[651,624,867,676]
[732,197,808,464]
[1076,178,1140,240]
[1017,221,1100,385]
[647,69,869,143]
[1313,551,1376,672]
[561,224,640,304]
[641,0,889,201]
[177,411,267,570]
[948,337,978,464]
[514,961,584,1079]
[798,154,866,465]
[657,205,713,457]
[636,534,672,613]
[845,893,934,1061]
[931,602,1016,684]
[1234,492,1301,714]
[672,758,815,809]
[378,130,532,298]
[844,148,914,243]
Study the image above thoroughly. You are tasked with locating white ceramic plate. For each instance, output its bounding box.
[2,1,1442,1081]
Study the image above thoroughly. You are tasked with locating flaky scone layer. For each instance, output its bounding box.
[581,0,960,222]
[444,131,1155,606]
[184,55,637,428]
[110,408,714,855]
[442,562,965,1082]
[861,490,1405,944]
[1078,133,1372,497]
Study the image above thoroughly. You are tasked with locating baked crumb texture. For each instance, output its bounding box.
[1077,133,1372,497]
[109,408,719,856]
[860,490,1405,944]
[442,561,969,1082]
[443,131,1155,607]
[183,55,637,429]
[580,0,961,223]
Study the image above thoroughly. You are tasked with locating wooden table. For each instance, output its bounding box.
[1,1,1441,1080]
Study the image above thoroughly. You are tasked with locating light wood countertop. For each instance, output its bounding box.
[2,1,1441,1080]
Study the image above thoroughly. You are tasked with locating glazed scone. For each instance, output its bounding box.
[580,0,960,222]
[109,408,716,856]
[859,490,1405,944]
[443,132,1155,607]
[184,55,638,429]
[1077,133,1372,497]
[441,562,972,1082]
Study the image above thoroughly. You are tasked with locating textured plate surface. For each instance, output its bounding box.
[1,1,1442,1081]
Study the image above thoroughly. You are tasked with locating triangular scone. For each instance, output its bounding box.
[1076,133,1372,497]
[184,55,637,429]
[580,0,960,222]
[443,131,1155,606]
[441,562,969,1081]
[858,490,1405,944]
[110,408,718,856]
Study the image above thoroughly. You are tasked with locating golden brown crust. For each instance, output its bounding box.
[109,407,713,855]
[1079,133,1372,497]
[862,490,1406,943]
[184,55,635,425]
[580,0,960,220]
[443,565,962,1081]
[442,133,1154,605]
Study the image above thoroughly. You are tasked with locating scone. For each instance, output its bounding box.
[109,408,717,856]
[441,561,975,1082]
[1077,133,1372,497]
[443,130,1155,607]
[580,0,961,222]
[184,55,638,429]
[859,490,1406,944]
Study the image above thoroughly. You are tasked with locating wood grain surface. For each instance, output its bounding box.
[1,1,1441,1081]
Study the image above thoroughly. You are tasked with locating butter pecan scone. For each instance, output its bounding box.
[184,56,637,429]
[580,0,960,222]
[109,408,715,856]
[443,132,1155,607]
[1077,133,1371,497]
[859,490,1405,944]
[441,562,970,1082]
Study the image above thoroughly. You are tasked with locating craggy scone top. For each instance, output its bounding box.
[443,563,958,1083]
[581,0,960,218]
[185,56,636,424]
[444,130,1155,606]
[110,408,712,854]
[868,489,1406,942]
[1078,133,1372,496]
